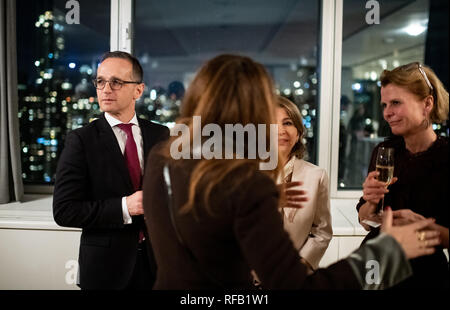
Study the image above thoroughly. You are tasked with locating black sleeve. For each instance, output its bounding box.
[52,131,124,229]
[234,172,360,289]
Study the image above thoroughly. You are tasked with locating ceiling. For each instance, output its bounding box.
[134,0,318,60]
[343,0,429,78]
[25,0,435,86]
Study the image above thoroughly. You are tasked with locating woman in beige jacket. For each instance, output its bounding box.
[277,96,332,272]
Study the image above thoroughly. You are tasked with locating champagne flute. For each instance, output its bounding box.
[375,147,394,215]
[362,147,394,228]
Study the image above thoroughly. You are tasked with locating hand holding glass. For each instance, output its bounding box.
[362,147,394,228]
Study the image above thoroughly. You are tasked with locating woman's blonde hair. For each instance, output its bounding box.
[163,54,282,214]
[277,96,307,159]
[380,62,449,124]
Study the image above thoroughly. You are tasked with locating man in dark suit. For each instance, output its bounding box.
[53,51,169,290]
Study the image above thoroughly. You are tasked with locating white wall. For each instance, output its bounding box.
[0,229,81,290]
[0,196,366,290]
[0,227,365,290]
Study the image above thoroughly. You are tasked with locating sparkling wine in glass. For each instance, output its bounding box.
[375,147,394,215]
[362,147,395,228]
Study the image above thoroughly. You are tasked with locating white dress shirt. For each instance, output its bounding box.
[104,112,144,224]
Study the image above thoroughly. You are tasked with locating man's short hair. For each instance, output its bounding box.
[100,51,143,82]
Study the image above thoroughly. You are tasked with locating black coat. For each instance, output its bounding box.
[53,113,169,289]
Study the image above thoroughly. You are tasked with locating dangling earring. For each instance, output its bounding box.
[422,99,433,129]
[422,114,430,129]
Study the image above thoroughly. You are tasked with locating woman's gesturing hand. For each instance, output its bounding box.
[392,209,426,226]
[381,207,440,259]
[278,181,308,209]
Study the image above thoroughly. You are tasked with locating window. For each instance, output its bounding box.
[17,0,446,196]
[336,0,449,191]
[17,0,110,186]
[133,0,321,163]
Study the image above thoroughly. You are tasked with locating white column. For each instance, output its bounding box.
[318,0,337,188]
[110,0,133,53]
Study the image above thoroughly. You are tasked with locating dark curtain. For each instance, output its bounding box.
[425,0,449,90]
[0,0,23,203]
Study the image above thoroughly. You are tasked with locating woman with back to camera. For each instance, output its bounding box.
[357,62,449,288]
[276,96,332,272]
[142,54,440,290]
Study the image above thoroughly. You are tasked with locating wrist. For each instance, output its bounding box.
[360,201,376,218]
[122,196,132,224]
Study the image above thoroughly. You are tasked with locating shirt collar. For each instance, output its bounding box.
[104,112,139,128]
[277,155,296,184]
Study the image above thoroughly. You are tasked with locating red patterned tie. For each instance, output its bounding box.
[117,123,145,242]
[117,123,141,191]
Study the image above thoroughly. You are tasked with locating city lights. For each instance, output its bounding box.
[19,7,108,184]
[352,83,362,91]
[18,6,323,185]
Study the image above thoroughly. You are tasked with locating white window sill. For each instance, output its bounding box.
[0,194,79,231]
[0,195,367,235]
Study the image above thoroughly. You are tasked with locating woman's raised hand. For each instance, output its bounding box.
[278,181,308,209]
[381,207,440,259]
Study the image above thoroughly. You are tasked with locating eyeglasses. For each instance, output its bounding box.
[92,78,142,90]
[402,62,434,92]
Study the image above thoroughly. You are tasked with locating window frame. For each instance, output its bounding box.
[111,0,133,53]
[317,0,362,199]
[326,0,363,199]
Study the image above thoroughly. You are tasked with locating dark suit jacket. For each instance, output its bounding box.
[53,113,169,289]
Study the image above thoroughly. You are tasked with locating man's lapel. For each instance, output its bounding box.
[138,117,154,167]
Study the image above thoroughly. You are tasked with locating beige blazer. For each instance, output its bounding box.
[282,158,332,270]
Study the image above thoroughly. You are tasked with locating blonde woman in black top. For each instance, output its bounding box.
[357,62,449,288]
